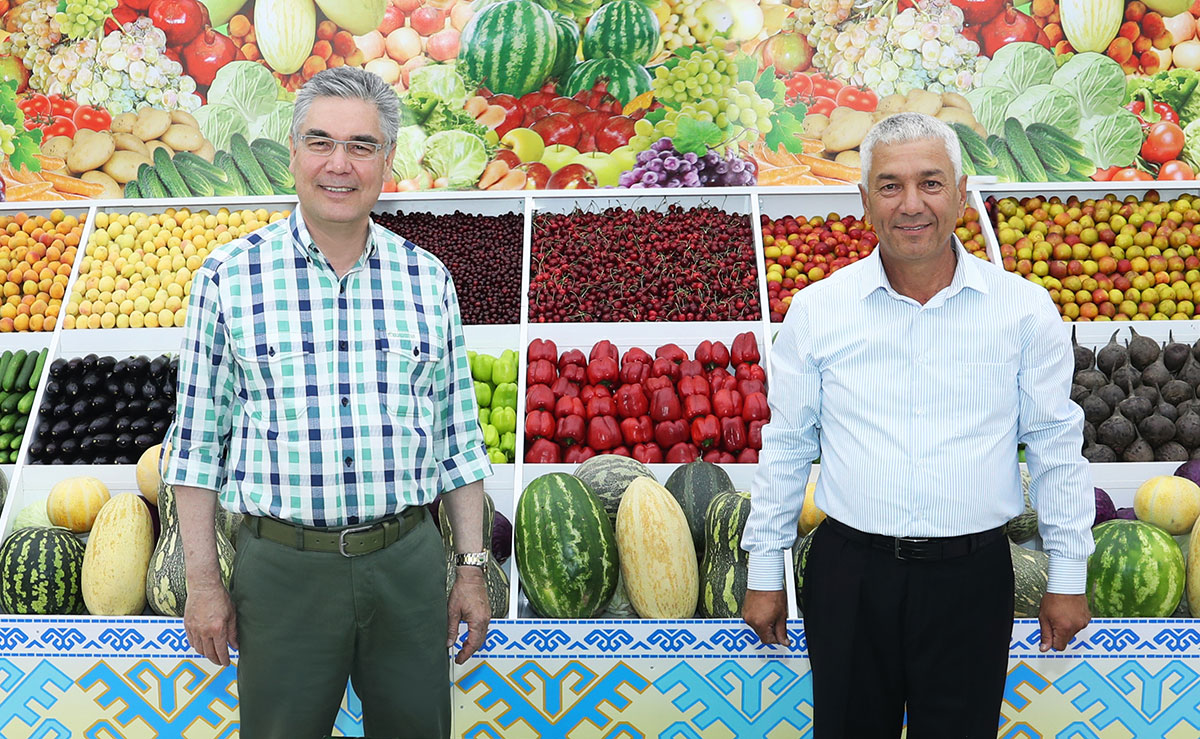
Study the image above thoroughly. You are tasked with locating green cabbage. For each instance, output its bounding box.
[392,125,428,181]
[1078,108,1143,168]
[423,130,488,187]
[247,100,295,146]
[406,64,469,110]
[979,42,1056,96]
[1005,85,1082,136]
[964,86,1016,136]
[206,61,286,121]
[193,103,249,153]
[1052,52,1127,119]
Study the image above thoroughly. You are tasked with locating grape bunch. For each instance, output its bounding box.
[0,0,64,64]
[0,122,17,158]
[659,0,710,52]
[56,0,118,40]
[652,47,735,106]
[618,137,757,188]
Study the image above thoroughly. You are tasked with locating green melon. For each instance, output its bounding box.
[699,490,751,618]
[574,455,654,521]
[1087,519,1185,617]
[665,461,736,557]
[562,58,652,106]
[549,11,580,82]
[1005,470,1038,544]
[1010,541,1048,618]
[581,0,660,66]
[460,0,559,97]
[1,526,86,615]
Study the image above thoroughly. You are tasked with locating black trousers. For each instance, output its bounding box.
[801,521,1014,739]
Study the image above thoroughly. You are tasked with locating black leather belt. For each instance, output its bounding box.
[243,506,423,557]
[824,517,1005,561]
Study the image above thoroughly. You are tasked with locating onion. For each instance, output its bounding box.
[354,30,385,62]
[386,27,422,63]
[450,2,475,32]
[1166,11,1196,43]
[364,56,402,85]
[1173,38,1200,69]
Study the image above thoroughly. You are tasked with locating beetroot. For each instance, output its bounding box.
[1115,507,1137,520]
[1093,487,1116,527]
[1173,459,1200,487]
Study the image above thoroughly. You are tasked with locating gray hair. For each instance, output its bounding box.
[292,66,400,149]
[858,112,962,186]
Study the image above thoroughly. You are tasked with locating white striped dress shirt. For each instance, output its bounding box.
[742,239,1095,595]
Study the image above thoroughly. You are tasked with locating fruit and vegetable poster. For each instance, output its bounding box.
[0,0,1196,197]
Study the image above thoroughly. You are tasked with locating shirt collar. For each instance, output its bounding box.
[857,236,989,302]
[289,207,379,271]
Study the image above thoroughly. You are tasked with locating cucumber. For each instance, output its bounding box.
[15,349,38,392]
[173,150,229,183]
[1030,134,1071,179]
[231,133,274,196]
[215,151,249,197]
[29,348,46,390]
[1004,117,1047,182]
[170,153,217,197]
[1025,122,1086,155]
[177,158,239,197]
[124,180,142,199]
[9,433,22,450]
[0,351,13,388]
[987,135,1022,183]
[250,137,291,161]
[0,433,15,451]
[16,389,35,415]
[2,349,25,392]
[13,414,25,434]
[0,414,16,433]
[0,392,19,413]
[254,147,295,189]
[154,146,191,199]
[951,122,998,171]
[958,139,977,176]
[138,163,168,199]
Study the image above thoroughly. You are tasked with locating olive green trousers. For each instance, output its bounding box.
[231,509,450,739]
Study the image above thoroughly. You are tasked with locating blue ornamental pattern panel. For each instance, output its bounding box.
[78,660,238,737]
[654,660,814,738]
[0,657,72,739]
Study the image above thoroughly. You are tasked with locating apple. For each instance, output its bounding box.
[365,56,402,85]
[394,0,422,12]
[410,6,446,35]
[692,0,734,44]
[547,163,597,189]
[426,28,460,62]
[531,112,582,147]
[541,144,580,172]
[609,144,638,173]
[450,2,475,31]
[754,30,812,75]
[0,54,28,93]
[520,162,551,189]
[400,54,429,86]
[595,116,638,153]
[500,127,546,163]
[494,149,521,168]
[378,4,406,35]
[572,151,622,187]
[386,27,422,63]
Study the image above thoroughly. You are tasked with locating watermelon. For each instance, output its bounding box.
[1005,470,1037,544]
[549,11,580,83]
[1010,541,1048,618]
[562,58,652,105]
[581,0,660,66]
[699,491,751,618]
[515,472,618,618]
[666,461,736,557]
[1086,519,1185,617]
[459,0,559,97]
[0,526,86,615]
[574,455,654,521]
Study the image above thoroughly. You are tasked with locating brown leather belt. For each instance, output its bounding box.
[824,517,1006,561]
[243,506,423,557]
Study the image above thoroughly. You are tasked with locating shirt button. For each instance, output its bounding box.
[341,397,349,407]
[413,347,420,358]
[915,408,923,415]
[339,340,347,351]
[345,456,353,467]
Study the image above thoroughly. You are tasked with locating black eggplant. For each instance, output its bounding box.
[43,379,60,398]
[63,380,81,398]
[80,353,99,371]
[151,417,171,436]
[122,380,139,398]
[89,394,112,412]
[95,356,116,373]
[49,419,71,438]
[87,415,112,434]
[125,400,148,417]
[90,432,114,450]
[140,380,158,400]
[58,437,78,457]
[81,372,103,393]
[133,432,158,449]
[128,416,151,435]
[71,421,89,439]
[26,440,43,458]
[112,454,137,465]
[149,355,169,377]
[51,402,70,419]
[91,453,114,465]
[112,358,129,376]
[65,357,82,375]
[114,432,134,450]
[48,358,68,378]
[146,399,170,416]
[113,416,132,434]
[41,441,57,458]
[69,399,89,419]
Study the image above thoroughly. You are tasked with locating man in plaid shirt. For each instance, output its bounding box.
[163,67,493,738]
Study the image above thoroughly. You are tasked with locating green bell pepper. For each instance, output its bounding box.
[482,423,499,450]
[491,406,517,435]
[491,350,518,385]
[492,382,518,410]
[471,353,496,383]
[478,407,490,427]
[500,431,516,461]
[474,381,492,408]
[488,448,508,464]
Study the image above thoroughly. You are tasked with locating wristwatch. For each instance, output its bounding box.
[454,551,488,568]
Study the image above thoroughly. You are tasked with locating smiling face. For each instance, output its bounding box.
[859,137,967,267]
[289,96,395,236]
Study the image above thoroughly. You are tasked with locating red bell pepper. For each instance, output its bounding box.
[551,376,580,399]
[622,347,652,366]
[527,359,557,386]
[678,375,710,397]
[710,371,738,393]
[720,416,746,452]
[717,451,737,464]
[644,375,673,392]
[650,387,682,422]
[586,395,617,420]
[526,383,555,412]
[737,448,758,463]
[666,442,699,463]
[555,395,585,418]
[609,445,632,457]
[565,445,595,463]
[620,361,649,385]
[691,414,721,449]
[586,357,619,388]
[588,415,621,450]
[735,363,767,383]
[558,348,586,368]
[683,393,712,421]
[743,392,770,422]
[632,442,663,464]
[615,384,649,418]
[694,340,714,369]
[655,343,688,364]
[679,359,704,378]
[590,340,619,362]
[620,415,653,445]
[713,388,743,419]
[525,438,561,463]
[748,419,766,449]
[731,332,760,365]
[580,385,611,404]
[528,338,558,364]
[738,379,765,397]
[555,414,585,446]
[525,410,555,440]
[560,363,587,384]
[1126,90,1179,126]
[703,449,723,463]
[710,341,730,369]
[651,357,681,381]
[654,418,689,448]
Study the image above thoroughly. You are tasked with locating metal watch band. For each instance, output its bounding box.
[454,551,488,567]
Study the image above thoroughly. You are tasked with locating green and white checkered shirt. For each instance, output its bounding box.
[163,208,492,527]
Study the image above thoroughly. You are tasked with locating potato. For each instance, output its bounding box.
[101,150,152,184]
[41,135,73,160]
[194,138,216,163]
[935,106,980,130]
[113,132,151,157]
[146,140,173,157]
[940,92,972,112]
[110,112,137,135]
[835,150,862,167]
[170,109,199,128]
[802,113,830,138]
[132,107,172,141]
[67,131,116,174]
[80,170,123,200]
[159,123,203,152]
[821,109,873,153]
[876,93,906,116]
[903,88,942,116]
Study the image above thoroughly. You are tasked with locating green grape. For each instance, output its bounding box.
[651,47,735,108]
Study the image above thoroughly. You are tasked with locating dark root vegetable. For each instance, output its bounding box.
[1161,379,1195,407]
[1132,384,1161,404]
[1140,414,1177,447]
[1156,441,1189,462]
[1096,409,1136,454]
[1083,421,1096,446]
[1073,369,1108,391]
[1116,394,1153,425]
[1081,394,1111,425]
[1164,330,1191,374]
[1083,443,1118,462]
[1142,355,1172,389]
[1111,359,1142,392]
[1157,402,1180,423]
[1096,330,1127,377]
[1095,383,1127,410]
[1121,438,1154,462]
[1128,328,1161,370]
[1176,411,1200,449]
[1072,325,1095,373]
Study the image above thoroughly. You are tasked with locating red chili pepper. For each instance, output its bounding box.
[655,343,688,364]
[560,363,586,384]
[586,357,619,387]
[615,384,649,418]
[720,416,747,452]
[525,410,555,440]
[737,379,765,397]
[620,361,649,385]
[551,376,580,399]
[748,419,767,449]
[644,375,673,392]
[650,387,682,422]
[527,359,557,386]
[691,414,720,449]
[683,394,712,421]
[620,415,654,445]
[737,448,759,463]
[655,418,690,448]
[555,414,586,446]
[528,338,558,364]
[558,348,586,369]
[678,359,704,378]
[666,442,699,463]
[587,415,621,450]
[586,395,616,420]
[554,395,585,418]
[526,383,555,412]
[678,375,710,398]
[713,388,743,419]
[632,442,663,464]
[525,438,561,463]
[622,347,652,366]
[694,340,713,369]
[742,392,770,422]
[564,445,595,463]
[590,340,619,362]
[731,332,760,366]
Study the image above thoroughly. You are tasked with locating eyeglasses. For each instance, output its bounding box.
[298,134,385,160]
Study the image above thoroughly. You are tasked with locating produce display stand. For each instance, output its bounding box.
[0,188,1195,738]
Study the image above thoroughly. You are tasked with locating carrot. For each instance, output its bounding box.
[6,181,55,200]
[488,168,528,190]
[794,174,825,186]
[55,192,92,200]
[33,153,66,170]
[815,175,856,185]
[794,153,862,182]
[801,138,826,155]
[2,164,42,185]
[477,159,510,189]
[40,171,105,197]
[754,141,801,168]
[755,165,814,186]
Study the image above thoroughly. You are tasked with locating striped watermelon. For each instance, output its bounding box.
[574,455,655,521]
[562,58,652,106]
[1,526,86,615]
[581,0,660,66]
[699,490,751,618]
[1087,520,1185,617]
[665,461,736,557]
[515,472,618,618]
[549,11,580,82]
[460,0,559,97]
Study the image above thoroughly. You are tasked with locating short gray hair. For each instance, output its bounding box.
[292,67,400,149]
[858,112,962,186]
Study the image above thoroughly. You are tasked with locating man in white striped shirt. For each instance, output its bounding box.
[742,113,1094,738]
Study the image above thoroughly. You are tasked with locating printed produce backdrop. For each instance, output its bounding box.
[0,0,1196,196]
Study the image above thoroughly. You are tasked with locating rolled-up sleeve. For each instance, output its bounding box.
[434,274,492,492]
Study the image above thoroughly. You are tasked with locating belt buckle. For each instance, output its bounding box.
[338,522,376,557]
[894,537,931,561]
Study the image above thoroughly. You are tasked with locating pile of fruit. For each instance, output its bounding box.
[529,205,758,322]
[229,13,363,90]
[0,210,80,331]
[987,192,1200,321]
[0,347,47,463]
[64,207,289,330]
[469,349,519,464]
[371,210,522,324]
[352,0,471,87]
[523,335,768,465]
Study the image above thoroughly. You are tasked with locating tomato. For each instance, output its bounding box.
[805,95,837,117]
[1158,159,1195,180]
[1141,121,1186,164]
[17,93,50,118]
[1091,165,1122,181]
[42,115,76,139]
[835,85,878,112]
[46,94,77,118]
[809,73,842,99]
[786,74,812,99]
[1110,167,1154,181]
[72,104,111,132]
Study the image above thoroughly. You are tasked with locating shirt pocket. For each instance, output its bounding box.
[233,342,311,431]
[379,331,443,421]
[954,361,1018,431]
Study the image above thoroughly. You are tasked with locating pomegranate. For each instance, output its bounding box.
[953,0,1007,26]
[148,0,209,48]
[183,26,238,87]
[979,3,1048,56]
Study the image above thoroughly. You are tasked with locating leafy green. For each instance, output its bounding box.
[423,130,489,187]
[755,65,786,107]
[0,80,41,172]
[207,61,288,122]
[406,64,469,110]
[1006,84,1082,135]
[193,103,250,153]
[764,104,807,154]
[247,100,295,146]
[1051,52,1126,119]
[674,118,723,155]
[1181,120,1200,171]
[391,125,427,181]
[1077,108,1143,168]
[964,86,1016,136]
[1125,68,1200,115]
[979,42,1056,95]
[734,52,758,83]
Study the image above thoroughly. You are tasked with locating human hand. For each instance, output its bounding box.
[742,589,791,647]
[184,584,239,666]
[1038,592,1090,652]
[447,567,491,665]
